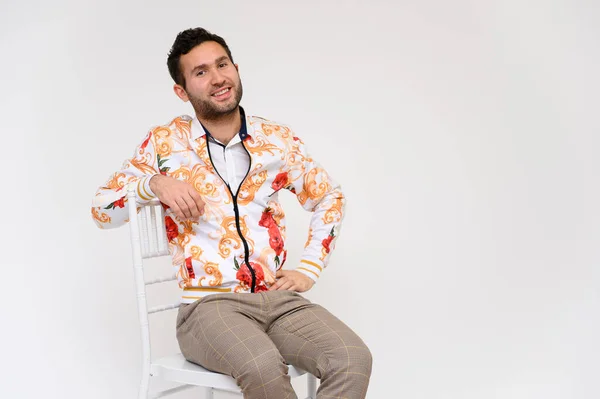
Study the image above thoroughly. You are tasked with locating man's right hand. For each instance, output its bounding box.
[149,174,205,220]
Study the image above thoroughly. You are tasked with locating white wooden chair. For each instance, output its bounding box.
[126,187,318,398]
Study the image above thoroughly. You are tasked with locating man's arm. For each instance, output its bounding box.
[91,131,160,229]
[91,130,206,229]
[286,135,347,283]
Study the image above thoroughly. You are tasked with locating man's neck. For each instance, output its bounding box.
[197,107,241,146]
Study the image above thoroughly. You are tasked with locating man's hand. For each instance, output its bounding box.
[269,270,315,292]
[149,174,205,220]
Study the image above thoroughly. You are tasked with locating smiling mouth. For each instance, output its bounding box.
[212,88,231,97]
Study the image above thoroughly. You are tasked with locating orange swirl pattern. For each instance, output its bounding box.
[297,167,331,206]
[322,194,344,224]
[245,134,283,157]
[238,166,267,206]
[199,262,223,287]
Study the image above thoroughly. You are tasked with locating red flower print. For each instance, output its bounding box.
[234,258,265,286]
[259,208,276,229]
[104,197,126,210]
[249,261,265,283]
[140,132,151,151]
[268,225,284,256]
[164,216,179,242]
[293,136,300,141]
[113,198,125,208]
[254,283,269,292]
[322,236,333,253]
[157,154,170,176]
[260,207,285,261]
[184,257,195,279]
[271,172,289,192]
[322,227,336,254]
[235,266,251,286]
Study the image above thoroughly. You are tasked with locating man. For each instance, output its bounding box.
[92,27,372,398]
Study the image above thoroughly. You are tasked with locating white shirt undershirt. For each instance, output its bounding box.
[206,134,250,195]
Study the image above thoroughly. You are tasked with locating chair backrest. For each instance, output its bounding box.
[126,187,180,373]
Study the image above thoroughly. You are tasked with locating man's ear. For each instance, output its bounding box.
[173,84,189,102]
[234,63,239,72]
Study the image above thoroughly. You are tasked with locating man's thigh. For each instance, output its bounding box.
[267,299,371,379]
[176,296,272,375]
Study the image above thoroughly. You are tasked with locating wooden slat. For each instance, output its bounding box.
[148,205,159,257]
[139,206,149,256]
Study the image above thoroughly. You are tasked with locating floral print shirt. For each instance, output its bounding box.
[91,110,346,303]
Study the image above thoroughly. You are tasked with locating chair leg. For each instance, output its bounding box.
[138,373,150,399]
[307,374,317,399]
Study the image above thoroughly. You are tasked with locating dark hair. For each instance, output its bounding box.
[167,27,234,88]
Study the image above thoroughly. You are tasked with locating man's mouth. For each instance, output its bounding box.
[212,87,231,98]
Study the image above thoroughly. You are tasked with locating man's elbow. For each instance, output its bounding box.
[91,207,120,230]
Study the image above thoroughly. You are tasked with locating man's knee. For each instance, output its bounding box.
[234,349,292,391]
[326,341,373,377]
[361,345,373,375]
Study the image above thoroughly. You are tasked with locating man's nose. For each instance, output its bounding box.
[210,69,226,86]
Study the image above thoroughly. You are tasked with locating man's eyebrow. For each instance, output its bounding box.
[190,56,231,75]
[190,64,207,74]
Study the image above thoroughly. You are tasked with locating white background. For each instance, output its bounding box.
[1,0,599,398]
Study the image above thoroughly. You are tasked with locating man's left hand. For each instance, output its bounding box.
[269,270,315,292]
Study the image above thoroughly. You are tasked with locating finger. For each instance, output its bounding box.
[175,197,193,219]
[168,200,186,220]
[189,189,205,213]
[268,277,285,291]
[180,195,199,219]
[182,193,201,218]
[276,270,285,278]
[276,280,294,291]
[296,282,310,293]
[184,189,202,217]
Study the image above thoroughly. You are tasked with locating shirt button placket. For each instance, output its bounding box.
[226,145,237,193]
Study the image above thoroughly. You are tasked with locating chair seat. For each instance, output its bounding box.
[151,353,308,392]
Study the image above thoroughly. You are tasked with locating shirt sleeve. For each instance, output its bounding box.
[91,131,160,229]
[285,135,346,282]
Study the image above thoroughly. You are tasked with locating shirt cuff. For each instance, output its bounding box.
[295,259,323,282]
[136,174,158,202]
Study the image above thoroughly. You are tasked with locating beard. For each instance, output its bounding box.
[188,79,244,121]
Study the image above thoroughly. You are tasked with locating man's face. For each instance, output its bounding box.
[178,41,243,120]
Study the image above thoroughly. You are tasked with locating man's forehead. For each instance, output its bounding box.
[181,42,229,68]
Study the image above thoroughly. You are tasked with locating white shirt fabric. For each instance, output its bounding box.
[206,133,250,195]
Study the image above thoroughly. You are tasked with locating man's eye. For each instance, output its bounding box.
[219,63,228,68]
[196,70,205,76]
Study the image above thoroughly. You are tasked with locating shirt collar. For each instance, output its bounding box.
[191,106,249,141]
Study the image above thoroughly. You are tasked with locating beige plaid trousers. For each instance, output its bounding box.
[176,290,372,399]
